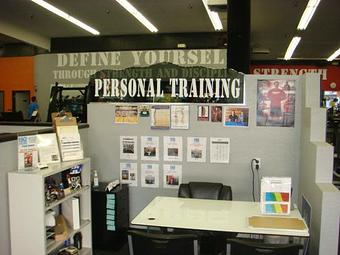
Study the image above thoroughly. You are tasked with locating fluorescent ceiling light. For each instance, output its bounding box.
[284,36,301,60]
[297,0,321,30]
[31,0,100,35]
[327,48,340,61]
[115,0,158,33]
[202,0,223,31]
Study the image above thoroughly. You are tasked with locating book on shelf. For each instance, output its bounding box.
[62,197,80,230]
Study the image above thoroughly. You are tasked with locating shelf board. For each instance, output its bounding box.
[12,158,90,177]
[45,185,90,211]
[46,219,91,254]
[79,247,92,255]
[46,246,91,255]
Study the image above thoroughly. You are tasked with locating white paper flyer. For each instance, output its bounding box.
[56,125,83,161]
[120,136,138,160]
[36,133,61,165]
[141,164,159,188]
[170,105,189,129]
[163,136,183,162]
[163,164,182,189]
[141,136,159,161]
[187,137,207,162]
[120,162,138,186]
[210,137,230,163]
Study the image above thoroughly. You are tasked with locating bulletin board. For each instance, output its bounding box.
[87,74,302,219]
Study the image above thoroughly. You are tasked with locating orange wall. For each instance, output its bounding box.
[0,56,34,111]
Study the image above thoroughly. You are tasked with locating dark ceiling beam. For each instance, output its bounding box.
[50,32,228,53]
[227,0,251,73]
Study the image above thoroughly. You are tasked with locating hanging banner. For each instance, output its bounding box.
[251,64,340,91]
[87,62,244,104]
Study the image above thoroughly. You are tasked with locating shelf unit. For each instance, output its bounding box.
[8,158,92,255]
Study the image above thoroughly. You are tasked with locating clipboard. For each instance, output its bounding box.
[249,216,307,230]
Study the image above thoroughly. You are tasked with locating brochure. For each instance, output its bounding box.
[36,133,61,165]
[18,135,38,170]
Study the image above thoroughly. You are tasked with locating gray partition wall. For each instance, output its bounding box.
[87,74,302,219]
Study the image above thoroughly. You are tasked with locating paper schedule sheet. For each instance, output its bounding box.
[210,137,230,163]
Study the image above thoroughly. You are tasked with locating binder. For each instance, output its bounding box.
[62,197,80,230]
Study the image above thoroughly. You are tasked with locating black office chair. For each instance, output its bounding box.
[229,238,303,255]
[178,182,232,200]
[128,229,200,255]
[178,182,233,255]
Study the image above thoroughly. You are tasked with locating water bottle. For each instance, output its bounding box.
[93,170,99,188]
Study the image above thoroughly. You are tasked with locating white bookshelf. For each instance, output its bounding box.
[8,158,92,255]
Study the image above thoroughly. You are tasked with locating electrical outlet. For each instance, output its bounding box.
[255,158,261,170]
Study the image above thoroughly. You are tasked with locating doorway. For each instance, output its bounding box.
[12,90,30,119]
[0,91,4,113]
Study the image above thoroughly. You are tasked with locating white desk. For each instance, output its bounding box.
[131,196,309,237]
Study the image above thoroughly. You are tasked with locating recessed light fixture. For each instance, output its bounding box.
[31,0,100,35]
[201,0,223,31]
[284,36,301,60]
[297,0,321,30]
[327,48,340,62]
[115,0,158,33]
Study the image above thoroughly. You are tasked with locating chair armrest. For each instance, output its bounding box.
[178,184,191,198]
[220,185,232,200]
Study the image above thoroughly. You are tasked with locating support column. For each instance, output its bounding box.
[227,0,251,73]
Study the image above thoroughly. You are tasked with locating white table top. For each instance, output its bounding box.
[131,196,309,237]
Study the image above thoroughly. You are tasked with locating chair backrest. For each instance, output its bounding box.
[128,229,199,255]
[178,182,232,200]
[229,238,303,255]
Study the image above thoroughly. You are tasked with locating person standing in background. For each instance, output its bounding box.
[28,96,39,121]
